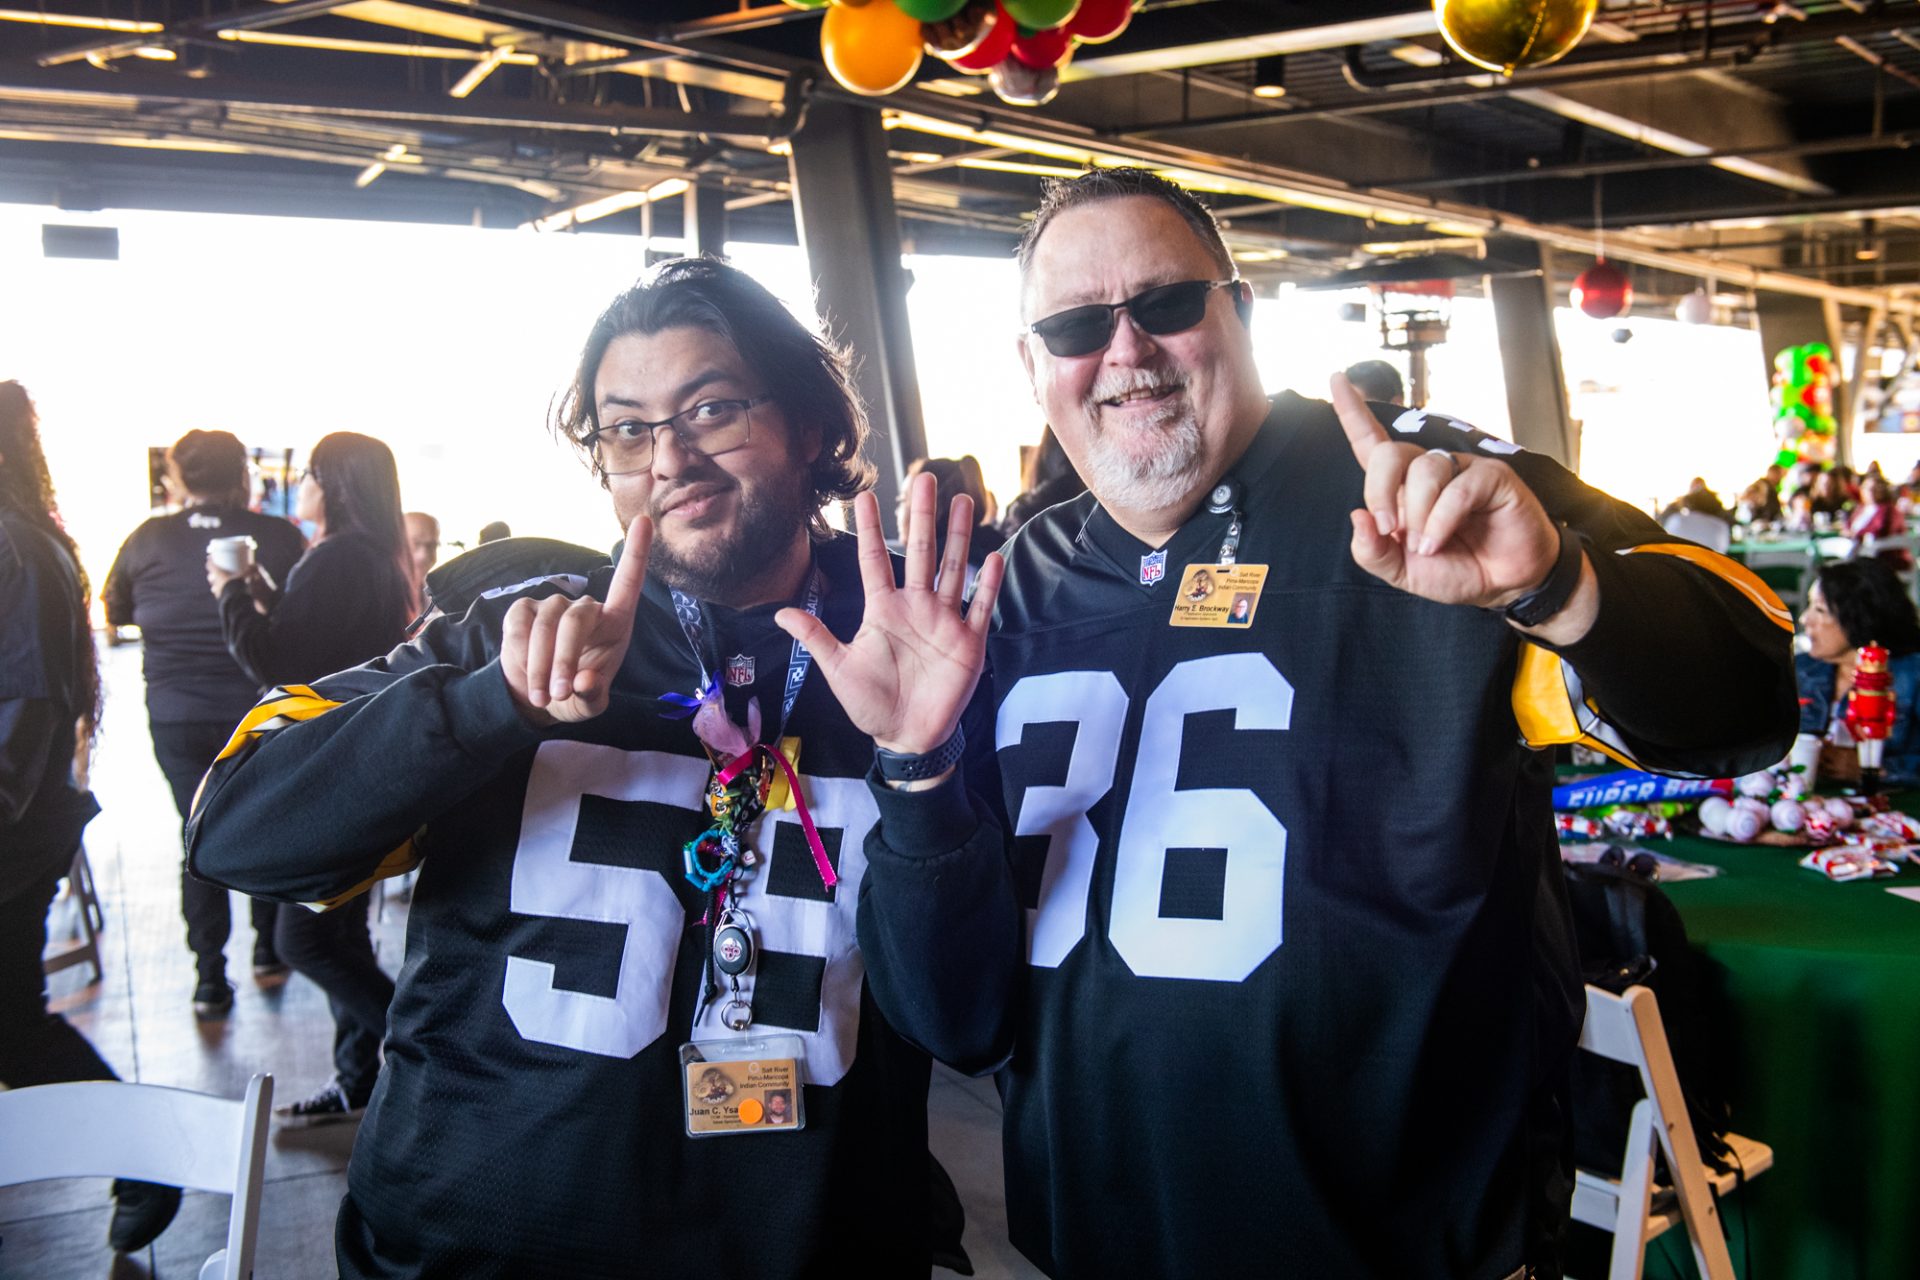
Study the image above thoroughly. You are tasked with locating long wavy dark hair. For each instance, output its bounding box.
[0,381,102,734]
[1816,558,1920,657]
[306,431,413,627]
[551,255,875,539]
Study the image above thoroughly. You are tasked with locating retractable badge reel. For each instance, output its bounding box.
[1168,478,1270,628]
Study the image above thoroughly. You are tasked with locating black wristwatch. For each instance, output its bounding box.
[876,725,966,783]
[1501,525,1586,629]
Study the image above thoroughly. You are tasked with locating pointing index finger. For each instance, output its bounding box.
[604,515,652,617]
[1330,372,1392,469]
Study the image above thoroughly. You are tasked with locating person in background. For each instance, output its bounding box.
[954,454,999,528]
[102,430,306,1017]
[208,431,413,1126]
[898,456,1006,592]
[404,510,441,613]
[1738,465,1784,524]
[1660,476,1732,524]
[1342,358,1406,407]
[1000,425,1085,534]
[1797,557,1920,784]
[1806,469,1850,519]
[1845,477,1910,568]
[1784,489,1816,533]
[0,380,184,1252]
[478,519,512,544]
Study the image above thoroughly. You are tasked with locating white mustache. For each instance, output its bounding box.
[1087,368,1187,407]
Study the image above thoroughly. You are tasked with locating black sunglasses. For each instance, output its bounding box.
[1028,278,1241,358]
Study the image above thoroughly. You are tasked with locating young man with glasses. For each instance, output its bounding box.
[187,258,995,1276]
[792,169,1799,1279]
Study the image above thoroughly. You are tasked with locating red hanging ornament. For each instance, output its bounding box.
[1571,259,1631,320]
[947,1,1016,71]
[1065,0,1130,42]
[1009,20,1074,68]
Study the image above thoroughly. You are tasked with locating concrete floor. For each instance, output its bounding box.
[1,641,1041,1279]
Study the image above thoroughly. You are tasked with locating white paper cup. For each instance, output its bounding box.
[1787,731,1822,786]
[208,535,257,574]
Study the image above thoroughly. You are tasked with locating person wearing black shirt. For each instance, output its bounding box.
[103,430,306,1016]
[787,170,1799,1279]
[187,259,981,1276]
[209,430,413,1126]
[0,380,184,1252]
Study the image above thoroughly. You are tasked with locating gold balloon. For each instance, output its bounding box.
[1432,0,1599,74]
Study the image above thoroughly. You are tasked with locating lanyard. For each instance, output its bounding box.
[1207,479,1244,565]
[666,565,823,742]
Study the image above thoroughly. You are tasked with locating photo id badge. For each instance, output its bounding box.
[680,1034,806,1138]
[1168,563,1269,628]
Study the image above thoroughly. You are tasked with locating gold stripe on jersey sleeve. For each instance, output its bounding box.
[303,832,425,912]
[1621,542,1794,633]
[212,685,343,763]
[1510,643,1643,769]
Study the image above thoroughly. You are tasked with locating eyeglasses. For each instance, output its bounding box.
[582,395,771,476]
[1027,278,1240,358]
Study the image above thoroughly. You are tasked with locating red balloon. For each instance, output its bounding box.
[1065,0,1130,42]
[1571,260,1631,320]
[1009,21,1073,68]
[947,1,1015,71]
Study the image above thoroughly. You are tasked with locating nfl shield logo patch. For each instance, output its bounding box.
[725,654,755,687]
[1139,549,1167,586]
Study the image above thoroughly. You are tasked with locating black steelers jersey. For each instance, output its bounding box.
[188,532,950,1279]
[861,392,1797,1280]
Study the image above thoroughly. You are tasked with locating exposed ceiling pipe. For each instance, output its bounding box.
[1369,130,1920,191]
[35,0,359,67]
[0,62,809,140]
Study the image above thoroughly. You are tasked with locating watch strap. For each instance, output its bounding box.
[875,725,966,783]
[1502,525,1585,629]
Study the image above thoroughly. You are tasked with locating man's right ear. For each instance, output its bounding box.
[1015,331,1036,391]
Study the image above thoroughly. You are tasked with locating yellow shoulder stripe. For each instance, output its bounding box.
[304,833,424,912]
[212,685,344,764]
[1621,542,1794,633]
[1510,643,1641,768]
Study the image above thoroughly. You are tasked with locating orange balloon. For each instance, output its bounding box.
[823,0,925,95]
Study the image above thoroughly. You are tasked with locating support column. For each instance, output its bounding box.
[788,100,926,533]
[1486,239,1577,469]
[684,179,728,259]
[1756,293,1848,467]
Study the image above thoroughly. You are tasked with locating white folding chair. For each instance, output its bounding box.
[43,842,106,985]
[0,1073,273,1279]
[1572,986,1771,1280]
[1659,510,1732,554]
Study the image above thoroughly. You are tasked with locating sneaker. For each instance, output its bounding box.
[107,1178,182,1252]
[251,944,290,985]
[192,976,234,1020]
[275,1080,366,1128]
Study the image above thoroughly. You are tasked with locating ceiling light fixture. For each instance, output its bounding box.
[526,177,691,233]
[1252,55,1286,99]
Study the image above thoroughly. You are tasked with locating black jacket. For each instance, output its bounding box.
[218,531,409,691]
[0,507,99,902]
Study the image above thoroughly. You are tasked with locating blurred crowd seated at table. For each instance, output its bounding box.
[1663,458,1918,570]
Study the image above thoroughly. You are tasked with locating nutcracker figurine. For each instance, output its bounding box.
[1846,642,1897,794]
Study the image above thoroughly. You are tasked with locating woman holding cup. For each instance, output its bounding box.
[1795,557,1920,786]
[207,430,413,1126]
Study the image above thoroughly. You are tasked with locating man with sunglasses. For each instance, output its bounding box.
[798,169,1797,1278]
[188,258,992,1276]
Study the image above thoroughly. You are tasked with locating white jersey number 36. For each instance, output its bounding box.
[997,653,1291,982]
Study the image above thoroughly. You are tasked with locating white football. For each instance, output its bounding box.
[1698,796,1733,835]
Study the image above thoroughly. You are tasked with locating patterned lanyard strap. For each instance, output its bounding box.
[668,569,836,897]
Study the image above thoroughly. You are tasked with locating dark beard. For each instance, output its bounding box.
[649,472,814,605]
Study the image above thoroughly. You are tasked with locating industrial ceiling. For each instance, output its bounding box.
[2,1,1918,324]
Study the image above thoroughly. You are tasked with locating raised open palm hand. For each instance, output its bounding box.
[777,472,1003,756]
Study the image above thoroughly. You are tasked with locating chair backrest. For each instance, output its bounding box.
[1579,986,1734,1278]
[1661,509,1733,554]
[0,1074,272,1279]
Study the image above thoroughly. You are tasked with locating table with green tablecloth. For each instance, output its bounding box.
[1623,819,1920,1280]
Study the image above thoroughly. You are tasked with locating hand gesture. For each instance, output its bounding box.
[502,516,651,726]
[1334,373,1561,611]
[777,471,1003,756]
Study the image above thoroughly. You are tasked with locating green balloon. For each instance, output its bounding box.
[895,0,969,18]
[1002,0,1079,29]
[1775,448,1799,469]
